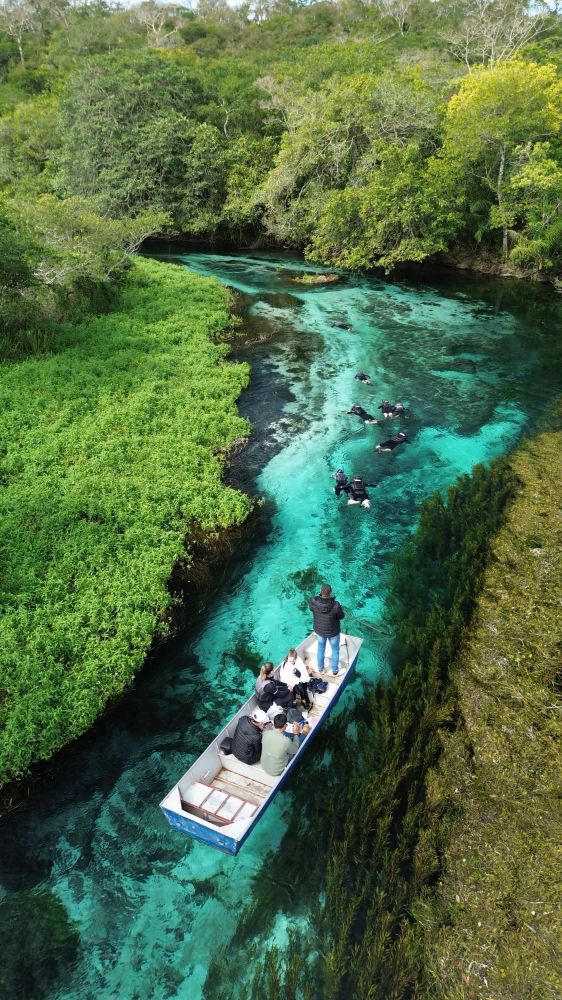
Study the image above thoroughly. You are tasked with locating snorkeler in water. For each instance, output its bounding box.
[333,469,349,497]
[340,476,377,510]
[331,320,353,330]
[378,400,395,417]
[375,431,411,453]
[392,402,407,417]
[354,372,372,384]
[347,404,380,425]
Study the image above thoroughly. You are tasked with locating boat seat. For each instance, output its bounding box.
[219,754,277,787]
[180,780,258,827]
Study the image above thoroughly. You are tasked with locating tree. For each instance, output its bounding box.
[440,59,562,255]
[56,50,227,231]
[0,0,37,65]
[130,1,185,49]
[443,0,550,68]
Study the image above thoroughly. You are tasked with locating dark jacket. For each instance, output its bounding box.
[231,716,263,765]
[257,679,293,712]
[309,594,345,638]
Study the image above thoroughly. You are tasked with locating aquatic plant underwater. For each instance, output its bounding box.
[0,253,560,999]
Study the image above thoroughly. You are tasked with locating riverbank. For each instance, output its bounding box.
[0,257,252,791]
[424,419,562,999]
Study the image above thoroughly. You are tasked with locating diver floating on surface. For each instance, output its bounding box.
[337,475,377,510]
[333,469,349,496]
[354,372,372,384]
[375,431,411,452]
[332,320,353,330]
[378,400,407,418]
[347,404,381,425]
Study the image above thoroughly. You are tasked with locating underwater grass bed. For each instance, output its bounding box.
[0,257,252,787]
[425,420,562,1000]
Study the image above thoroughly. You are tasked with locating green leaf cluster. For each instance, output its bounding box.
[0,256,252,787]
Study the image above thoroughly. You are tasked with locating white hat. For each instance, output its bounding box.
[251,708,269,724]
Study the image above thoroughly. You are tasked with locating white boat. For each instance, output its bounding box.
[160,631,363,855]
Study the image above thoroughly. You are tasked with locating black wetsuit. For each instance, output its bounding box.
[334,471,349,497]
[332,321,352,330]
[378,401,394,414]
[348,404,377,423]
[354,372,371,383]
[392,403,406,416]
[342,478,377,501]
[377,432,411,451]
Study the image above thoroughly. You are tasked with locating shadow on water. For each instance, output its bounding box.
[1,249,561,999]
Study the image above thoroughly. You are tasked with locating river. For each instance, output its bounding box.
[1,252,561,999]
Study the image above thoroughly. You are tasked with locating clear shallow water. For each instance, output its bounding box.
[1,252,561,999]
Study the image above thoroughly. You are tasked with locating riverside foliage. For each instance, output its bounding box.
[0,0,561,312]
[0,257,251,787]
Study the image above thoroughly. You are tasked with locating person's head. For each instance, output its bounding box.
[285,647,298,663]
[273,713,287,729]
[259,661,275,680]
[320,584,332,598]
[251,708,269,727]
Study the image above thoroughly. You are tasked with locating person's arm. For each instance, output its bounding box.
[336,601,345,619]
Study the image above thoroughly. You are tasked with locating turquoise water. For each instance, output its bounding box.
[1,253,560,999]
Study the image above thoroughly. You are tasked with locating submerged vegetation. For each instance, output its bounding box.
[203,445,562,1000]
[0,256,251,787]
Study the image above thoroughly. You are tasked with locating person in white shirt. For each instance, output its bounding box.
[279,648,312,709]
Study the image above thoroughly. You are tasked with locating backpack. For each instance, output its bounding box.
[309,677,328,694]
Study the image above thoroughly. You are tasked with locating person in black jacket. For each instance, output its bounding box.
[255,662,295,713]
[231,709,268,765]
[309,584,345,676]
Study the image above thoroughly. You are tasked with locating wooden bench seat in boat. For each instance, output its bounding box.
[180,780,258,827]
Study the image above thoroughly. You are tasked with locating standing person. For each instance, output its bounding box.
[309,583,345,676]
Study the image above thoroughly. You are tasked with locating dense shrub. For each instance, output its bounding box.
[0,256,252,787]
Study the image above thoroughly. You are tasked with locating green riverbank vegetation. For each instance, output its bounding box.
[1,1,562,290]
[0,256,251,788]
[204,429,561,1000]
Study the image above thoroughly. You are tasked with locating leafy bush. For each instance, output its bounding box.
[0,256,252,786]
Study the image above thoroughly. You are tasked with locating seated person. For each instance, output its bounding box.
[279,648,312,709]
[286,707,311,747]
[261,713,301,776]
[255,661,294,713]
[231,708,268,765]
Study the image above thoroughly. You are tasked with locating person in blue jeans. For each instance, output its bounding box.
[309,583,345,675]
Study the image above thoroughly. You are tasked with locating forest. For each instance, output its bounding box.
[1,0,562,356]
